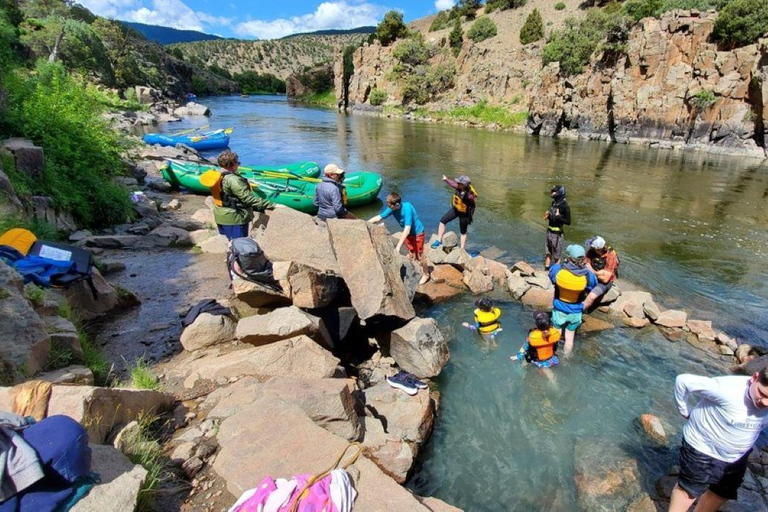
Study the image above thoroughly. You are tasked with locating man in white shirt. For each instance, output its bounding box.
[670,369,768,511]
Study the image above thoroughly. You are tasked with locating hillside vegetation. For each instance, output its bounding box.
[171,33,368,80]
[120,21,224,45]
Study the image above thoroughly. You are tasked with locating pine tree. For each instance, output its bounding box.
[519,8,545,45]
[449,19,463,57]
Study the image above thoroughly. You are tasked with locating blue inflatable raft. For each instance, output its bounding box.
[143,128,232,151]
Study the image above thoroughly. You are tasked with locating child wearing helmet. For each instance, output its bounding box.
[463,297,502,337]
[431,175,477,251]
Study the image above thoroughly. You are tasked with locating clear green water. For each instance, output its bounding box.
[166,95,768,509]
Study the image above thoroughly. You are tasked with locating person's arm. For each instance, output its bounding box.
[368,207,392,224]
[674,374,730,418]
[395,225,411,253]
[557,203,571,226]
[331,187,349,217]
[442,175,459,190]
[511,341,529,362]
[548,265,558,285]
[585,271,598,293]
[229,177,274,211]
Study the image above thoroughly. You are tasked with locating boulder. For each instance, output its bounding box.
[623,301,646,320]
[716,331,739,352]
[442,231,459,250]
[232,277,291,308]
[360,382,434,483]
[173,102,211,117]
[443,248,473,269]
[199,233,228,254]
[520,286,554,309]
[205,376,360,441]
[643,300,661,321]
[608,290,653,317]
[134,86,160,105]
[573,439,643,511]
[180,312,236,352]
[213,396,432,511]
[623,316,651,329]
[189,229,214,246]
[163,198,182,211]
[507,271,532,300]
[599,284,622,305]
[71,445,147,512]
[147,225,193,247]
[415,265,466,305]
[256,208,339,272]
[687,319,716,341]
[43,315,84,361]
[462,268,493,294]
[581,315,615,332]
[236,306,319,346]
[655,309,688,328]
[1,138,44,180]
[736,344,759,364]
[281,261,344,309]
[639,413,667,443]
[0,261,51,380]
[524,274,552,290]
[65,268,121,321]
[84,235,144,249]
[426,246,447,265]
[478,258,509,286]
[191,208,215,228]
[36,365,94,385]
[97,260,125,275]
[46,385,174,443]
[390,318,449,379]
[176,336,340,386]
[512,261,536,276]
[327,219,414,321]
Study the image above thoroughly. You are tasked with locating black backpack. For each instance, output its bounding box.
[227,237,279,288]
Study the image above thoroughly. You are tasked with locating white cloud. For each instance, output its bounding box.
[434,0,454,11]
[77,0,141,19]
[234,1,390,40]
[78,0,232,32]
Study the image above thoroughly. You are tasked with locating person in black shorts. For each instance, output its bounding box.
[544,185,570,270]
[431,175,477,251]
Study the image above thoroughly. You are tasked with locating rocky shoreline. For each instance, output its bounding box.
[2,95,768,511]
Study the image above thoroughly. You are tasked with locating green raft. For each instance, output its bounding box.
[161,160,320,194]
[160,160,383,213]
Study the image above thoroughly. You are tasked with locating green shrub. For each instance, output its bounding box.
[234,71,286,94]
[430,100,529,127]
[393,37,436,66]
[520,9,545,44]
[457,0,483,20]
[713,0,768,48]
[369,88,387,106]
[486,0,527,13]
[449,20,464,56]
[376,10,408,46]
[23,283,45,306]
[467,17,498,42]
[555,2,567,9]
[542,10,630,75]
[623,0,718,20]
[689,89,716,111]
[400,63,456,105]
[1,61,132,228]
[128,359,160,390]
[430,11,451,32]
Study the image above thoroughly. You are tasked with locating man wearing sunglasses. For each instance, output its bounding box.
[669,368,768,511]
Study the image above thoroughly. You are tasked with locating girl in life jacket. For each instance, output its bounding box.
[510,311,562,370]
[431,175,478,251]
[463,297,502,337]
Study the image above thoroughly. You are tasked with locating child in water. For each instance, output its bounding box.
[463,297,502,337]
[511,311,562,374]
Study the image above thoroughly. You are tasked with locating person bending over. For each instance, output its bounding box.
[431,175,476,251]
[315,164,356,222]
[582,236,619,310]
[669,370,768,512]
[368,193,430,285]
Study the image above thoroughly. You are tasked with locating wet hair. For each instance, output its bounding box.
[386,193,402,207]
[218,150,239,169]
[475,297,493,312]
[534,311,552,340]
[759,367,768,386]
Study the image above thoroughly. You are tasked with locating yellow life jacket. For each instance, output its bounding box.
[474,307,501,334]
[451,185,478,213]
[201,169,253,208]
[342,186,348,207]
[527,327,561,361]
[555,267,588,304]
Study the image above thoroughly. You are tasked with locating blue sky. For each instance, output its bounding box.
[78,0,456,39]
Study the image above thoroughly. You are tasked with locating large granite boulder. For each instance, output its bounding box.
[180,312,236,352]
[213,396,433,511]
[327,219,414,321]
[45,385,174,443]
[64,268,121,321]
[71,445,147,512]
[279,261,344,309]
[389,317,449,378]
[173,102,211,117]
[415,264,466,305]
[174,336,340,387]
[0,261,51,381]
[236,306,320,346]
[359,382,434,483]
[256,208,339,272]
[232,277,291,308]
[655,309,688,328]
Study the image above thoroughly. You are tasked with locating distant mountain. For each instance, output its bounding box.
[120,21,224,45]
[281,26,376,39]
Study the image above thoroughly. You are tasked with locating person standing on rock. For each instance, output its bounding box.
[431,175,476,252]
[544,185,570,270]
[669,370,768,512]
[582,236,619,310]
[368,192,430,285]
[211,150,279,240]
[548,244,597,356]
[315,164,356,222]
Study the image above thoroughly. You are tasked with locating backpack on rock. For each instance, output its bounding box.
[226,237,280,289]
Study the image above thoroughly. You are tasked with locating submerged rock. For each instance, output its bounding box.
[573,439,643,511]
[639,413,667,443]
[655,309,688,329]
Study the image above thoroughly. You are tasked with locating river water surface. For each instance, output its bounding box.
[163,95,768,509]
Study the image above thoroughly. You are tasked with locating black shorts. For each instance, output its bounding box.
[440,208,470,235]
[678,439,750,500]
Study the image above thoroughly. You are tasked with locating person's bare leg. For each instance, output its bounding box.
[419,255,430,284]
[544,254,551,269]
[436,222,446,243]
[668,483,697,512]
[693,490,727,512]
[563,329,576,357]
[583,291,599,311]
[460,233,467,250]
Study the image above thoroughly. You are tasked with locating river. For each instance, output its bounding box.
[163,95,768,509]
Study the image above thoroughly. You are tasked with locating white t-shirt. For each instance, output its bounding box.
[675,374,768,462]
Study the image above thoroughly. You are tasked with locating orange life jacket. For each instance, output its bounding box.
[205,170,253,208]
[527,327,561,362]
